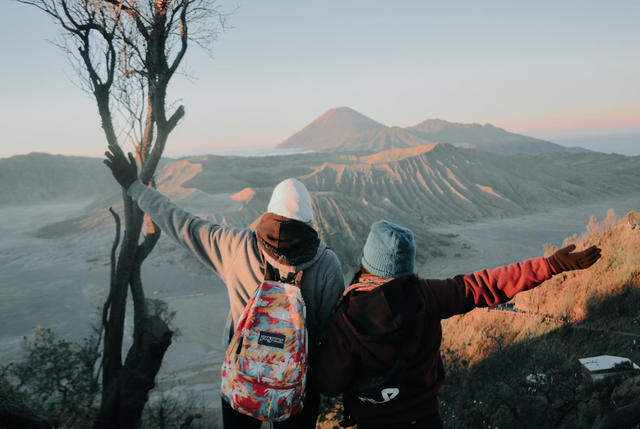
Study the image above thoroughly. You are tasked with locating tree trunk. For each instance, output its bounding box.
[95,199,170,429]
[94,316,172,429]
[80,6,185,428]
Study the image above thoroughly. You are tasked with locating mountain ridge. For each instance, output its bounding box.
[5,147,639,274]
[0,153,119,206]
[277,107,592,155]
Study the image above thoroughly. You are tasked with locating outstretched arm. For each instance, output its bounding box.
[424,245,602,319]
[103,144,247,279]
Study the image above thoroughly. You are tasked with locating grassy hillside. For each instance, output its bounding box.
[514,210,640,324]
[439,210,640,429]
[441,210,640,367]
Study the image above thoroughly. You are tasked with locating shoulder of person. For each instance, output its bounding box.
[409,277,441,298]
[317,246,343,273]
[320,244,340,261]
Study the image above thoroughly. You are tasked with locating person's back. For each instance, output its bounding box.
[104,145,345,428]
[314,220,601,428]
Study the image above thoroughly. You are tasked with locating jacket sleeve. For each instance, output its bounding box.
[314,251,346,337]
[421,257,554,320]
[313,310,357,397]
[127,180,247,280]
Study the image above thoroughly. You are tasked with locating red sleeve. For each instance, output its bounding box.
[421,257,554,320]
[312,310,358,397]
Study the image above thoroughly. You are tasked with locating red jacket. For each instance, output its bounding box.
[313,257,556,425]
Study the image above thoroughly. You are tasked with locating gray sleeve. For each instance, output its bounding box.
[314,251,346,337]
[127,180,249,280]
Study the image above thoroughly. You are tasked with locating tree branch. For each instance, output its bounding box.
[102,0,151,40]
[103,207,121,330]
[140,114,180,185]
[167,1,188,79]
[108,207,121,289]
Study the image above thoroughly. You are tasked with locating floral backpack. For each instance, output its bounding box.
[221,263,308,422]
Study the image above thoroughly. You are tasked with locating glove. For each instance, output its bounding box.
[548,244,602,274]
[103,144,138,190]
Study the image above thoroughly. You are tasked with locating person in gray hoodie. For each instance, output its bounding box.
[104,144,345,429]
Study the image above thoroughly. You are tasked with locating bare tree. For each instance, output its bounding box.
[14,0,230,427]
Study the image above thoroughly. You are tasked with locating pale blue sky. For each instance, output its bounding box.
[1,0,638,158]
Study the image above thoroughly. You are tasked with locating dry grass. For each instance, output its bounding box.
[515,210,640,324]
[442,210,640,370]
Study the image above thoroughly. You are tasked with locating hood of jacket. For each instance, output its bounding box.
[263,240,329,276]
[256,212,323,274]
[344,274,417,342]
[267,178,314,224]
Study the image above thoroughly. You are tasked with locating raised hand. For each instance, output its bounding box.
[104,144,138,190]
[548,244,602,274]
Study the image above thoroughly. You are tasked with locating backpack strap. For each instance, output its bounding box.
[291,270,304,287]
[263,259,279,282]
[262,249,303,287]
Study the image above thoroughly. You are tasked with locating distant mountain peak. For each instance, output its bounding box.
[277,107,388,151]
[307,107,386,129]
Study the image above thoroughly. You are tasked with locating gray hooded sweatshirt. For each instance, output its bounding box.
[127,180,345,346]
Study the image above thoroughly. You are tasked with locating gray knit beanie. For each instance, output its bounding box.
[361,220,416,278]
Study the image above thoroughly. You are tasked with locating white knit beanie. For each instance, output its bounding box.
[267,178,314,223]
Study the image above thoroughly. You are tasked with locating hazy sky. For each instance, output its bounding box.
[1,0,638,158]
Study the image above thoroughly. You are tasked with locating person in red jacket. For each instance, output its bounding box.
[313,220,601,429]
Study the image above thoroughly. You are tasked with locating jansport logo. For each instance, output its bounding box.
[258,331,286,349]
